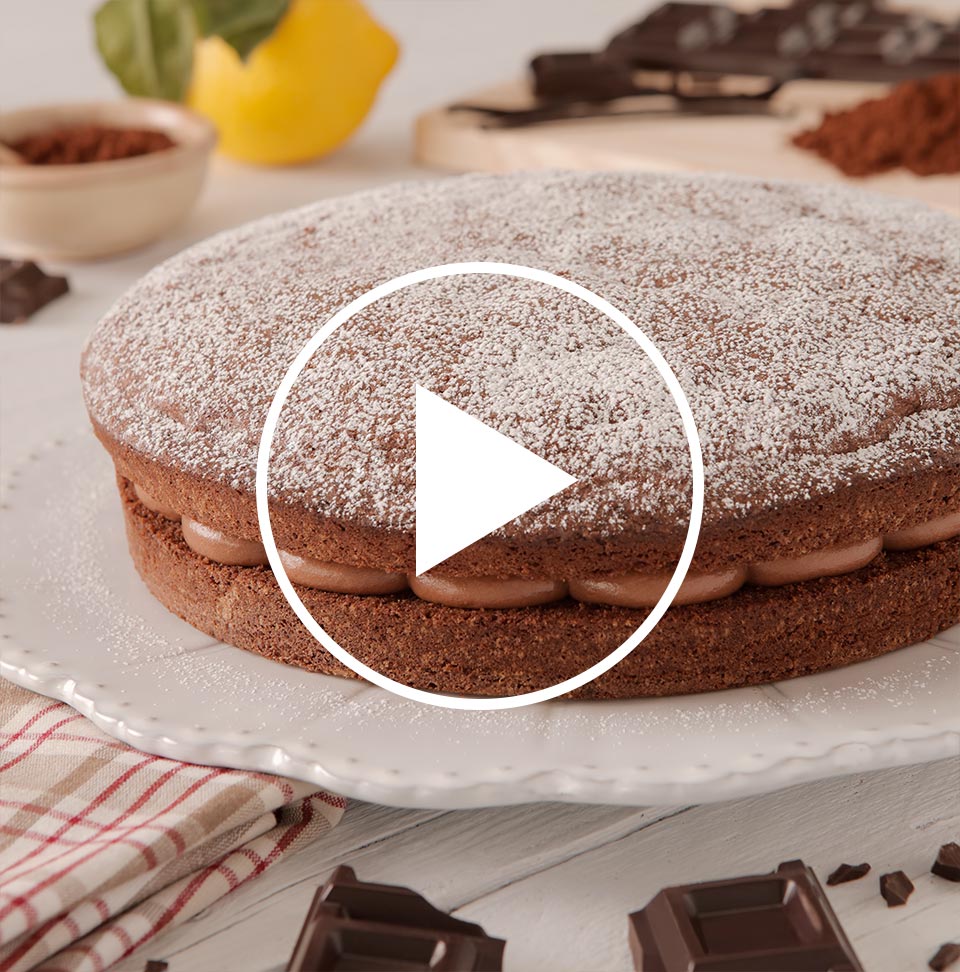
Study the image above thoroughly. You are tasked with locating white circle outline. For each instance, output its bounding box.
[256,262,704,710]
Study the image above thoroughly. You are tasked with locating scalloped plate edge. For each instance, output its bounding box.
[4,646,958,809]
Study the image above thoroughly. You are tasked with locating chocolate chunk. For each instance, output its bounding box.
[932,842,960,882]
[531,52,636,101]
[879,870,914,906]
[627,859,863,971]
[930,943,960,972]
[0,258,68,323]
[286,865,505,971]
[827,862,871,885]
[144,962,169,972]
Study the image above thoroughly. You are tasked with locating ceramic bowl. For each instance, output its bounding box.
[0,99,216,261]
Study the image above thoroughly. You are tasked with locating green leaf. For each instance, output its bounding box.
[190,0,290,60]
[94,0,197,102]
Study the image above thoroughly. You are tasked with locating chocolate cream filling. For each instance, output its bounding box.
[134,484,960,610]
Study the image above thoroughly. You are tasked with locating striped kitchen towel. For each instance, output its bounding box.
[0,680,345,972]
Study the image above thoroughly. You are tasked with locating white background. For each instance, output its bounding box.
[2,2,958,970]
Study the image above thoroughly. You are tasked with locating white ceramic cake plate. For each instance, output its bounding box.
[2,427,958,809]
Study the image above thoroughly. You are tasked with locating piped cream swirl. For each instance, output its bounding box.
[132,482,959,610]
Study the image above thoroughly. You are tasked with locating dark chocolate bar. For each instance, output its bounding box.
[606,0,960,83]
[461,1,960,131]
[286,865,505,971]
[627,859,863,971]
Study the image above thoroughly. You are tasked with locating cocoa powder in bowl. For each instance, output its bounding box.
[792,72,960,178]
[8,124,176,165]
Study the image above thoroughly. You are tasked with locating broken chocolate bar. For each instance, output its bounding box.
[286,865,505,971]
[0,258,68,323]
[930,942,960,972]
[607,0,960,83]
[627,859,863,971]
[827,862,871,885]
[879,870,914,906]
[470,0,960,131]
[932,842,960,882]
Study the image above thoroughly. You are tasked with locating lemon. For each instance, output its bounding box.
[187,0,398,165]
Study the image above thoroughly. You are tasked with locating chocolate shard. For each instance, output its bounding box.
[0,258,69,324]
[930,942,960,972]
[627,859,863,971]
[879,870,914,906]
[827,862,871,885]
[531,52,637,101]
[932,842,960,882]
[143,962,169,972]
[286,865,505,971]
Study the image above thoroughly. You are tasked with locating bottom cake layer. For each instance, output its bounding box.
[119,478,960,699]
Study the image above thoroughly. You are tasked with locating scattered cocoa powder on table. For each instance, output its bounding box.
[7,124,176,165]
[792,72,960,178]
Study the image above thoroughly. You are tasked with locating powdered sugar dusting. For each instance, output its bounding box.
[81,172,959,538]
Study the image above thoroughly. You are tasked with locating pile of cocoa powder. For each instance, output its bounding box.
[793,72,960,178]
[7,124,176,165]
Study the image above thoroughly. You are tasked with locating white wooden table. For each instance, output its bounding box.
[3,3,958,970]
[106,761,957,972]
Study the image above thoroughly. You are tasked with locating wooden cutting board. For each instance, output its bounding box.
[414,78,960,215]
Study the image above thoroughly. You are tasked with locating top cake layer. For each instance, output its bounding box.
[82,172,960,566]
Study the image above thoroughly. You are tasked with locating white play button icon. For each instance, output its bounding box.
[415,384,578,576]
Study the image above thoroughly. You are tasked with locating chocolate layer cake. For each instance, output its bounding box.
[81,172,960,698]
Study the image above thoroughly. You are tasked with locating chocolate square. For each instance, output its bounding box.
[628,860,863,971]
[286,865,505,971]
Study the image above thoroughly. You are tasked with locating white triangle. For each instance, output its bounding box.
[415,384,578,576]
